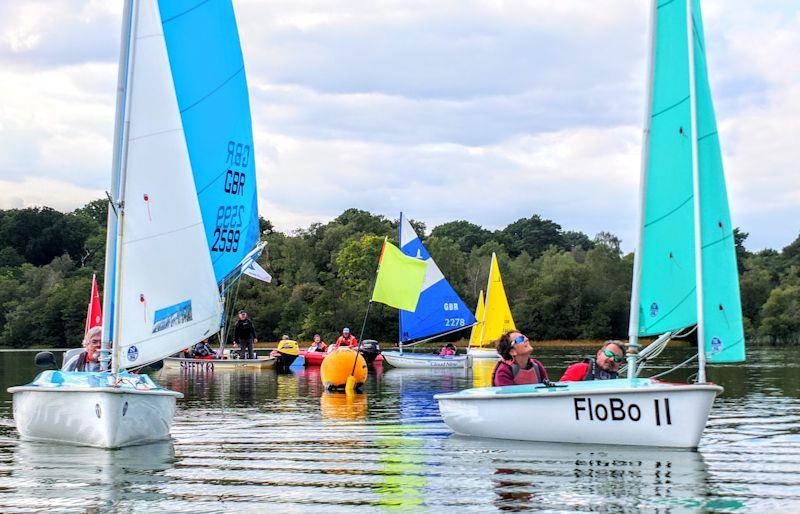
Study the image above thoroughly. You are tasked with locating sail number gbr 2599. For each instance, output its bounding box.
[212,140,250,253]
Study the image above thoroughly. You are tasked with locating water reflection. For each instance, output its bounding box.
[0,348,799,511]
[3,440,174,511]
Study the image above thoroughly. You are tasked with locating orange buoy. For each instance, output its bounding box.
[320,348,367,391]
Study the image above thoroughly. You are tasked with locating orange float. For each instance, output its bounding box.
[320,348,367,391]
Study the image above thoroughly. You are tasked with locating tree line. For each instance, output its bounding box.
[0,200,798,348]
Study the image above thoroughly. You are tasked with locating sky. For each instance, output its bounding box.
[0,1,798,251]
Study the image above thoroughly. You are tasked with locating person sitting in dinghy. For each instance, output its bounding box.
[491,331,548,386]
[333,327,358,349]
[559,340,625,382]
[308,334,328,353]
[63,326,104,372]
[439,342,457,356]
[192,339,215,360]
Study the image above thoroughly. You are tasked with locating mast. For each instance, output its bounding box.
[686,0,707,383]
[478,253,495,346]
[398,212,404,353]
[627,0,658,379]
[100,0,136,372]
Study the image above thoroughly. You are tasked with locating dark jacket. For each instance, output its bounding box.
[233,318,257,343]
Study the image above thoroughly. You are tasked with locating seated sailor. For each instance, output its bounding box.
[308,334,328,352]
[559,340,625,382]
[192,339,215,359]
[439,342,457,356]
[491,331,548,386]
[63,326,104,372]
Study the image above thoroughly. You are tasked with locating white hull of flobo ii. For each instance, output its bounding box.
[8,374,182,449]
[435,378,722,449]
[467,348,497,360]
[382,351,473,369]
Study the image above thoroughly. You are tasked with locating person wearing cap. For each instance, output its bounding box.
[233,310,257,359]
[63,326,104,372]
[559,340,625,382]
[308,334,327,353]
[333,327,358,349]
[491,330,548,386]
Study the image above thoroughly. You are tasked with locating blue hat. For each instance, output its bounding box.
[343,327,350,333]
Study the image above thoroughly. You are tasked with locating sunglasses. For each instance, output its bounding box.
[603,349,624,362]
[513,335,528,345]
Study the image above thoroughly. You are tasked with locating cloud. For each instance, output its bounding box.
[0,0,798,253]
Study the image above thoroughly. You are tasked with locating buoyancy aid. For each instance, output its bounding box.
[492,358,541,386]
[582,357,619,381]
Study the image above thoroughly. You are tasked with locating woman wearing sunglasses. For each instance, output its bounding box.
[491,331,549,386]
[559,340,625,382]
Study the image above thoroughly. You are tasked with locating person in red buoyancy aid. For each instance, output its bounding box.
[333,327,358,349]
[491,331,548,386]
[560,340,625,382]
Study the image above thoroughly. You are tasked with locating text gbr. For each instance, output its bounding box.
[212,140,250,253]
[574,397,674,426]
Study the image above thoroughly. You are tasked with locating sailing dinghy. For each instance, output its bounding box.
[9,0,262,448]
[436,0,743,448]
[467,253,517,359]
[382,214,477,369]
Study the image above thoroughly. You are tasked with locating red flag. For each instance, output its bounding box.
[85,274,102,335]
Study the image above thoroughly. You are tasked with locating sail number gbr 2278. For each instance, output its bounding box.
[212,141,250,253]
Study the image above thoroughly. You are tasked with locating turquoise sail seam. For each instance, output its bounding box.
[701,231,733,250]
[195,166,234,195]
[657,0,677,9]
[697,130,718,143]
[651,95,690,119]
[642,287,696,333]
[179,66,245,114]
[161,0,212,24]
[644,195,693,228]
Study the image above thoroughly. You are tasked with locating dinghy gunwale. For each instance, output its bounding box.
[434,378,723,401]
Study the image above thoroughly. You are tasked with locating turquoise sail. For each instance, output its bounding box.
[159,0,260,285]
[636,0,744,363]
[691,0,745,362]
[637,0,697,337]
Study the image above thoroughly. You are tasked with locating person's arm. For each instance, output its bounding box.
[493,363,515,387]
[559,362,589,382]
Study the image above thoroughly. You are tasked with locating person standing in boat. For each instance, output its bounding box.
[333,327,358,349]
[491,331,548,386]
[233,310,258,360]
[308,334,328,352]
[559,340,625,382]
[63,326,104,372]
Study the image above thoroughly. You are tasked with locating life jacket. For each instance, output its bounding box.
[335,335,357,348]
[75,351,88,371]
[492,358,541,386]
[310,342,327,352]
[581,357,619,381]
[439,347,456,356]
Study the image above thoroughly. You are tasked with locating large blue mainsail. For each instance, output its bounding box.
[159,0,260,285]
[398,214,476,342]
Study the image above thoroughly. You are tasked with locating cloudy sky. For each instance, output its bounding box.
[0,1,798,251]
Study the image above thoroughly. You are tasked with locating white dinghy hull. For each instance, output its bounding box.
[435,378,722,448]
[467,348,497,360]
[163,356,276,370]
[8,371,181,449]
[382,351,473,369]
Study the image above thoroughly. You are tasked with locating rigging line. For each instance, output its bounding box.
[398,323,477,349]
[647,353,698,379]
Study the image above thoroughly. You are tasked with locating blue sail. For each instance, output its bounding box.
[398,214,476,342]
[159,0,260,285]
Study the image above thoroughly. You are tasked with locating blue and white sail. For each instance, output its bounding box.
[398,213,476,342]
[106,0,259,369]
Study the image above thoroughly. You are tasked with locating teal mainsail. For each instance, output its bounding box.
[159,0,260,285]
[632,0,744,364]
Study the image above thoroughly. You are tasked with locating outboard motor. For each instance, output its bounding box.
[34,351,58,370]
[360,340,381,365]
[271,340,299,373]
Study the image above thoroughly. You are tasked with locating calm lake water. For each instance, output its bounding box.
[1,346,799,512]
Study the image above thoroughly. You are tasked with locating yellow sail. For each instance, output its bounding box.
[468,289,485,347]
[478,253,516,346]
